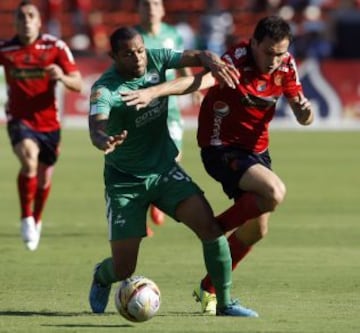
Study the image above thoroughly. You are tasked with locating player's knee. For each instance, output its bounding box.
[274,181,286,206]
[265,181,286,211]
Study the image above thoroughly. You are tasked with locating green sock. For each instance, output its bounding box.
[202,235,232,308]
[95,257,118,286]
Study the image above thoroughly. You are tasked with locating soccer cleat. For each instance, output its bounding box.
[216,299,259,317]
[21,216,39,251]
[35,221,42,235]
[146,225,154,237]
[89,263,111,313]
[192,285,217,315]
[35,221,42,247]
[150,205,165,225]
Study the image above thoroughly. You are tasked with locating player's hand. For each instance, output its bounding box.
[121,90,155,110]
[208,61,240,89]
[45,64,65,81]
[293,92,314,125]
[103,130,128,154]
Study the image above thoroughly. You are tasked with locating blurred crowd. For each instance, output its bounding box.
[32,0,360,59]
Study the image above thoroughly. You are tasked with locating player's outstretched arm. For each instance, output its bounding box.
[89,113,128,154]
[121,71,215,110]
[179,50,239,89]
[289,92,314,126]
[45,64,83,92]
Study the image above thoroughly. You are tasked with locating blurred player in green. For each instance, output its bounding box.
[135,0,203,233]
[88,26,258,317]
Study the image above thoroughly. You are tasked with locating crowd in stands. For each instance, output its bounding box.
[1,0,360,59]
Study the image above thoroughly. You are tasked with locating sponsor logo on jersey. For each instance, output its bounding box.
[135,99,167,127]
[223,54,234,66]
[234,47,246,59]
[213,101,230,117]
[10,67,46,79]
[210,101,230,146]
[240,94,278,109]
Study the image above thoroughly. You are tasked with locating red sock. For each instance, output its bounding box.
[217,193,262,232]
[33,185,51,223]
[201,233,252,294]
[17,173,38,219]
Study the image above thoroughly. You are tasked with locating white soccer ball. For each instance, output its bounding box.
[115,276,161,322]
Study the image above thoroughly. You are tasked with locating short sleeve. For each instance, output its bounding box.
[89,86,112,116]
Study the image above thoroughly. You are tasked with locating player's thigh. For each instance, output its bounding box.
[154,164,221,239]
[175,193,222,240]
[14,139,40,173]
[239,163,284,196]
[105,185,148,241]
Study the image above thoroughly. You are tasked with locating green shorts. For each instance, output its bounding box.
[104,162,202,240]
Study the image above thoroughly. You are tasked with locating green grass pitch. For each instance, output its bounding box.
[0,127,359,333]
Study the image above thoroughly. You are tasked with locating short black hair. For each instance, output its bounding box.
[253,16,293,44]
[18,0,34,7]
[110,27,142,53]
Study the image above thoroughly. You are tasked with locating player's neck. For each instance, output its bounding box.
[18,34,39,46]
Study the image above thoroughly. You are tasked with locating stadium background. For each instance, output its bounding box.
[0,0,359,129]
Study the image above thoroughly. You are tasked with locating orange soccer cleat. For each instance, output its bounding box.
[150,205,165,226]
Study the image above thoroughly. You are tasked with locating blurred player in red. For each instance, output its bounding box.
[122,15,314,316]
[0,1,82,250]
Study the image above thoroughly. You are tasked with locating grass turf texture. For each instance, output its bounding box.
[0,127,359,333]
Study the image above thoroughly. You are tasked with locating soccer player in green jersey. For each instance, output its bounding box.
[87,26,258,317]
[135,0,203,229]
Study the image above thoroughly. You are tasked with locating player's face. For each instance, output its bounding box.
[113,35,148,79]
[15,4,42,44]
[138,0,165,26]
[251,36,290,74]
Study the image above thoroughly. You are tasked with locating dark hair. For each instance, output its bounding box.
[18,0,34,7]
[253,16,293,44]
[110,27,141,53]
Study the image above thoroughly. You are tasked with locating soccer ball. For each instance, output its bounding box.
[115,276,161,322]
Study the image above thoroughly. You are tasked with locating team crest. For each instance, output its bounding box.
[145,70,160,84]
[256,80,267,92]
[274,75,282,86]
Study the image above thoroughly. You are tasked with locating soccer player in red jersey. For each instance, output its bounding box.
[122,15,314,316]
[0,1,82,250]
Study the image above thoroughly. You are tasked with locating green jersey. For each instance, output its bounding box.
[89,48,182,177]
[135,23,184,122]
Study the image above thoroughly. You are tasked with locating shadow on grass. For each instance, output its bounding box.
[0,310,105,317]
[0,311,134,328]
[43,324,133,328]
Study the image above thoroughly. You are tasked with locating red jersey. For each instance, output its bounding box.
[0,34,79,131]
[197,41,302,153]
